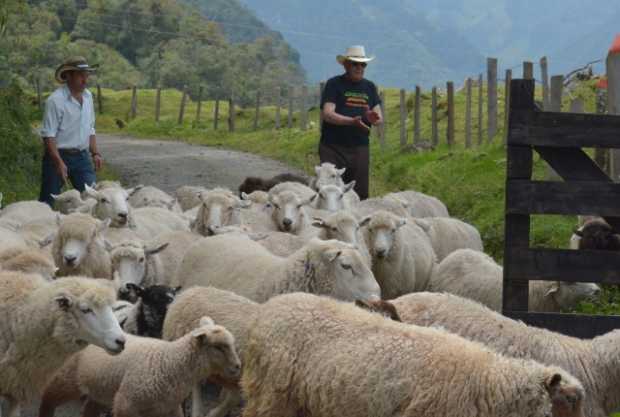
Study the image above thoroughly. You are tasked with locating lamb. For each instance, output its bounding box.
[0,272,125,417]
[84,184,137,228]
[269,181,317,202]
[113,283,180,338]
[191,188,250,236]
[50,189,95,214]
[38,316,240,417]
[0,247,56,281]
[241,292,585,417]
[147,231,202,286]
[163,286,258,417]
[386,190,450,217]
[108,240,169,298]
[352,196,409,219]
[313,183,356,212]
[428,249,601,312]
[570,217,620,250]
[128,185,182,212]
[51,213,112,279]
[268,189,316,234]
[412,217,483,261]
[310,163,361,204]
[364,291,620,417]
[362,210,436,297]
[174,234,381,302]
[175,185,208,211]
[238,173,310,195]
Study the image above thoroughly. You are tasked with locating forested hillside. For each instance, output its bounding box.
[0,0,305,104]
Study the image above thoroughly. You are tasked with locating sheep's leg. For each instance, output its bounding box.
[6,398,19,417]
[206,388,241,417]
[191,384,205,417]
[81,400,106,417]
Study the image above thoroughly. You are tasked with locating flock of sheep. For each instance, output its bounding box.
[0,161,612,417]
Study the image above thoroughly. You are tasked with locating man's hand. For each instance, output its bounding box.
[54,158,68,184]
[365,110,381,125]
[351,116,370,132]
[92,154,103,171]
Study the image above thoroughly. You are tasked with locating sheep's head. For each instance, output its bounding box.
[191,316,241,382]
[543,370,586,417]
[51,276,125,355]
[361,211,406,260]
[355,299,402,321]
[238,176,273,194]
[576,219,620,251]
[124,283,180,337]
[54,214,110,270]
[195,190,250,236]
[243,190,269,205]
[546,281,601,310]
[312,211,362,246]
[110,240,169,299]
[270,190,316,233]
[315,182,355,212]
[313,239,380,301]
[51,189,85,214]
[313,163,345,190]
[85,184,138,227]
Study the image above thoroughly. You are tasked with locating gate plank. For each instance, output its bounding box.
[505,311,620,339]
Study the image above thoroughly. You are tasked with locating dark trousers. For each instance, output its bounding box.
[39,149,96,207]
[319,142,369,200]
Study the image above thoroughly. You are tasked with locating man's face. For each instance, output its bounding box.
[344,60,366,82]
[66,71,90,92]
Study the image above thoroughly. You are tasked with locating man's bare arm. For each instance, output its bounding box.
[322,102,369,131]
[89,135,103,171]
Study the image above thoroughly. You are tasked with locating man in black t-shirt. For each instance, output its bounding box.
[320,45,383,200]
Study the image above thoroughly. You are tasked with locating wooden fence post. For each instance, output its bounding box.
[540,56,550,110]
[465,78,472,148]
[608,43,620,180]
[288,87,294,129]
[275,86,281,129]
[177,86,187,125]
[213,98,220,130]
[546,75,564,180]
[399,88,407,149]
[319,82,325,128]
[155,85,161,122]
[130,85,137,120]
[523,61,534,80]
[447,81,455,147]
[504,69,512,145]
[253,90,261,131]
[570,98,584,113]
[228,96,235,132]
[413,85,421,145]
[477,73,483,146]
[300,85,308,131]
[431,86,438,147]
[195,85,203,125]
[487,58,498,142]
[96,84,103,114]
[595,86,608,171]
[378,90,386,150]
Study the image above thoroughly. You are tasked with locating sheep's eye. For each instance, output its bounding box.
[80,307,93,314]
[139,257,145,263]
[341,264,352,270]
[331,174,337,178]
[273,204,280,210]
[331,227,338,232]
[100,198,109,204]
[391,228,397,234]
[166,295,175,303]
[297,204,303,209]
[320,194,325,199]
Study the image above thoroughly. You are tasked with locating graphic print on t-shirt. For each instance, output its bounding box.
[344,91,369,109]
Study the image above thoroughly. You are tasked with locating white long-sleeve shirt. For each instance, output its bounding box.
[40,84,96,150]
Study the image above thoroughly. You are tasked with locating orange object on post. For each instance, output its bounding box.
[610,34,620,54]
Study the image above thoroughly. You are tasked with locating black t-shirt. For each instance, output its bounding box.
[320,75,381,148]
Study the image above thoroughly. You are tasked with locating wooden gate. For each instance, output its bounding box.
[503,79,620,338]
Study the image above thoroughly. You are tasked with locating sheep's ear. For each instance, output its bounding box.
[145,242,169,256]
[396,218,407,229]
[359,216,372,228]
[413,218,431,233]
[173,286,182,294]
[302,193,318,206]
[236,196,252,208]
[544,282,560,298]
[543,373,563,392]
[50,193,60,201]
[55,294,73,311]
[84,184,99,200]
[336,167,346,176]
[311,217,327,229]
[199,316,215,327]
[39,232,56,248]
[574,228,583,237]
[343,181,356,194]
[127,185,143,197]
[323,249,342,263]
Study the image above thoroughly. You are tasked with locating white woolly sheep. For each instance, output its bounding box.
[191,188,250,236]
[163,286,257,417]
[84,184,137,228]
[362,210,436,297]
[0,225,28,253]
[147,231,202,286]
[128,185,182,213]
[174,234,381,302]
[243,190,269,204]
[109,240,170,298]
[352,196,409,219]
[0,247,56,281]
[268,189,316,235]
[241,292,585,417]
[17,217,61,250]
[269,181,317,202]
[386,190,449,217]
[370,291,617,417]
[93,180,122,190]
[313,183,356,212]
[130,207,190,241]
[0,272,125,417]
[0,200,55,228]
[51,213,112,279]
[50,189,95,214]
[428,249,601,312]
[310,163,361,204]
[413,217,483,261]
[175,185,209,211]
[39,316,240,417]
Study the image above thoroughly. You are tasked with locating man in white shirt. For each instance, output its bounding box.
[39,56,103,207]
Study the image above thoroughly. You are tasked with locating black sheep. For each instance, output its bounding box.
[238,172,309,196]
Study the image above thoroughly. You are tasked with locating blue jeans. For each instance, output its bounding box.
[39,149,97,207]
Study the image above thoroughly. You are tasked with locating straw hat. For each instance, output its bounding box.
[336,46,375,65]
[54,56,98,83]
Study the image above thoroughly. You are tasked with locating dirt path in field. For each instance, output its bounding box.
[96,134,304,192]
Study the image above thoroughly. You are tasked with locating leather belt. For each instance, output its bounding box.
[58,148,86,155]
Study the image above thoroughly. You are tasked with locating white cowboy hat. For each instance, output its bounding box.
[337,46,375,65]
